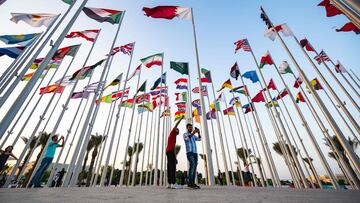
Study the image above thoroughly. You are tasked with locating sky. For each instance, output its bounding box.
[0,0,359,181]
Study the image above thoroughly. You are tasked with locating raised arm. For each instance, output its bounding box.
[174,116,183,129]
[58,136,65,147]
[10,153,18,160]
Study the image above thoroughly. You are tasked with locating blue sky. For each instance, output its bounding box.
[0,0,359,181]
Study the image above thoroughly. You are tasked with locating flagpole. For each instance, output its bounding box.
[139,110,151,186]
[210,83,231,185]
[238,70,280,187]
[222,94,245,186]
[343,68,360,91]
[0,0,89,138]
[153,53,164,186]
[261,6,360,176]
[159,99,167,186]
[187,71,194,125]
[190,8,215,186]
[149,107,158,185]
[127,112,141,186]
[230,91,259,187]
[328,58,360,98]
[330,0,360,29]
[205,94,220,177]
[118,70,142,186]
[145,111,155,185]
[350,69,360,82]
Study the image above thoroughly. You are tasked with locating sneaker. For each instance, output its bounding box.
[187,184,197,189]
[173,183,183,189]
[193,184,201,189]
[167,184,172,189]
[33,185,43,188]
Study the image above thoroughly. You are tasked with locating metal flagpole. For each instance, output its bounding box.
[249,48,308,188]
[3,47,80,188]
[0,0,89,137]
[331,0,360,29]
[261,6,360,175]
[149,107,158,185]
[145,110,155,185]
[190,8,215,186]
[350,69,360,82]
[127,113,140,186]
[218,104,236,185]
[210,83,231,185]
[102,43,136,186]
[153,53,164,186]
[230,91,259,187]
[118,71,142,186]
[205,94,220,177]
[222,94,245,186]
[343,68,360,91]
[139,110,151,186]
[238,69,280,187]
[159,101,167,186]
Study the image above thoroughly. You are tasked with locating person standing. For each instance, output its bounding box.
[0,146,18,171]
[166,117,183,189]
[183,123,201,189]
[29,135,64,188]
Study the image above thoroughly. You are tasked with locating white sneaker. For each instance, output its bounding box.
[173,183,183,189]
[167,184,172,189]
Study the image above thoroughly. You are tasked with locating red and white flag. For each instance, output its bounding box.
[314,50,330,64]
[234,39,251,53]
[66,29,100,42]
[142,6,192,20]
[126,64,141,81]
[294,76,303,88]
[264,23,294,41]
[335,60,347,73]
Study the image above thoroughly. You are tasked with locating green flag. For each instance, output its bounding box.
[137,81,146,93]
[170,61,189,75]
[62,0,74,5]
[279,61,293,74]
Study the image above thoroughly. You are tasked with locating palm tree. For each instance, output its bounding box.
[324,136,360,185]
[82,136,95,173]
[237,147,251,164]
[17,136,38,180]
[131,142,143,184]
[124,146,134,184]
[302,157,316,181]
[273,142,299,183]
[86,133,104,187]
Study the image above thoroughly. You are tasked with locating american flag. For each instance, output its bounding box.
[314,50,330,64]
[111,42,134,55]
[234,39,251,53]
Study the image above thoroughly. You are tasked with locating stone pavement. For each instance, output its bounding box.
[1,186,360,203]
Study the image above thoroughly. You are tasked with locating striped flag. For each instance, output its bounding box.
[66,29,100,42]
[192,86,208,96]
[111,42,134,55]
[234,39,251,53]
[314,50,330,64]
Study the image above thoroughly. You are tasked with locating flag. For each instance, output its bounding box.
[82,7,123,24]
[294,76,303,88]
[160,109,170,117]
[192,86,208,96]
[216,92,225,103]
[210,102,221,112]
[142,6,192,20]
[299,38,315,52]
[279,61,293,74]
[206,111,216,120]
[229,97,241,107]
[70,59,105,80]
[264,23,294,41]
[170,61,189,75]
[137,81,147,93]
[200,68,212,83]
[127,64,141,81]
[336,22,360,34]
[234,39,251,53]
[296,92,305,103]
[266,79,276,90]
[52,44,80,60]
[174,78,188,90]
[140,53,163,68]
[121,99,135,108]
[84,81,105,93]
[192,109,201,123]
[62,0,73,5]
[191,99,201,109]
[242,70,259,83]
[0,46,25,58]
[175,102,186,110]
[0,33,40,44]
[39,84,65,94]
[29,58,62,70]
[231,85,248,96]
[10,13,57,27]
[0,0,6,6]
[217,79,233,92]
[21,72,45,81]
[276,88,289,100]
[310,78,323,90]
[318,0,342,17]
[314,50,330,64]
[66,29,100,42]
[135,93,151,103]
[260,8,272,29]
[335,60,347,73]
[230,62,240,80]
[223,106,235,116]
[251,91,265,103]
[242,103,254,114]
[265,98,279,108]
[71,91,90,99]
[111,42,135,55]
[138,102,153,113]
[175,92,187,102]
[104,73,123,90]
[150,86,168,96]
[55,75,76,86]
[151,72,166,90]
[174,111,186,121]
[260,51,273,68]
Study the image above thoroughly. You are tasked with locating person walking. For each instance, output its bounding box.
[0,146,18,171]
[183,123,201,189]
[166,117,183,189]
[29,135,64,188]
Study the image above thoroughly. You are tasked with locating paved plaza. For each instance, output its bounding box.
[1,186,360,203]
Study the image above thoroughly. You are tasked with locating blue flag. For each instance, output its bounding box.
[151,72,166,90]
[0,46,25,58]
[0,33,40,44]
[242,70,259,83]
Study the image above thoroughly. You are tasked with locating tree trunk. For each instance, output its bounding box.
[86,148,98,187]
